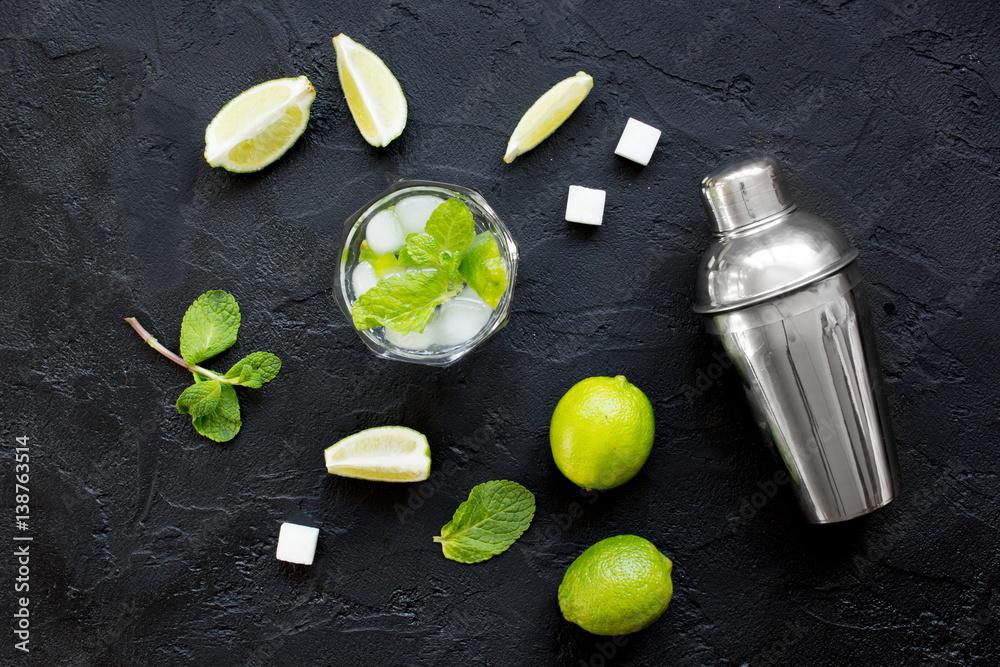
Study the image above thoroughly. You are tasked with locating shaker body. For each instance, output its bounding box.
[706,264,898,523]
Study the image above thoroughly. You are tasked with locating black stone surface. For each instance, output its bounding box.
[2,1,999,665]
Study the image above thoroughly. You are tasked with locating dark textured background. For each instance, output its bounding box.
[2,0,999,665]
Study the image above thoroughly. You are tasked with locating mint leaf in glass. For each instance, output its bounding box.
[459,231,507,309]
[398,233,442,267]
[399,232,461,276]
[351,198,499,337]
[425,198,474,255]
[352,269,460,334]
[433,480,535,564]
[179,290,241,364]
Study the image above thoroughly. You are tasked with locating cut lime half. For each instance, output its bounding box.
[324,426,431,482]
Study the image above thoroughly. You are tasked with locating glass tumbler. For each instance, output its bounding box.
[334,179,518,366]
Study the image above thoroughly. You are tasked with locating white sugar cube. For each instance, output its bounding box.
[614,117,661,166]
[565,185,606,226]
[276,522,319,565]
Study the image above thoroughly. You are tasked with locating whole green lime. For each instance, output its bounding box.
[558,535,673,636]
[549,375,655,490]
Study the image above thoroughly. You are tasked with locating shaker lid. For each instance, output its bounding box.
[694,156,859,314]
[701,156,793,234]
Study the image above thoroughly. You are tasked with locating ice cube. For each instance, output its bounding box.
[452,285,491,306]
[351,261,378,297]
[385,321,440,350]
[434,293,493,347]
[365,210,405,255]
[394,195,446,235]
[276,522,319,565]
[614,117,661,166]
[565,185,606,226]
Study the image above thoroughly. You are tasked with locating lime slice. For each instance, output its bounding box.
[359,241,400,277]
[204,76,315,172]
[503,71,593,163]
[325,426,430,482]
[333,33,407,147]
[458,232,507,309]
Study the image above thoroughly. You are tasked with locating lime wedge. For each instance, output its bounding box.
[204,76,315,172]
[333,33,407,147]
[325,426,430,482]
[503,71,593,163]
[360,240,400,277]
[459,232,507,308]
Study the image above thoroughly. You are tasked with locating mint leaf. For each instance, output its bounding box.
[176,381,223,417]
[399,233,460,276]
[459,232,508,309]
[224,352,282,389]
[352,269,459,334]
[425,198,474,255]
[180,290,240,364]
[191,383,241,443]
[193,411,241,443]
[126,290,280,444]
[433,480,535,564]
[176,381,241,442]
[438,251,461,276]
[398,233,441,267]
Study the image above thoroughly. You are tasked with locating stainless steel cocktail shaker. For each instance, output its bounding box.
[693,156,899,523]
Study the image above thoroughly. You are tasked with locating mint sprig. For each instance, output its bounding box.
[125,290,282,443]
[433,480,535,563]
[352,198,508,334]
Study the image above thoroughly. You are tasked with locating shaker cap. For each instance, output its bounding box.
[694,156,859,314]
[701,156,793,234]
